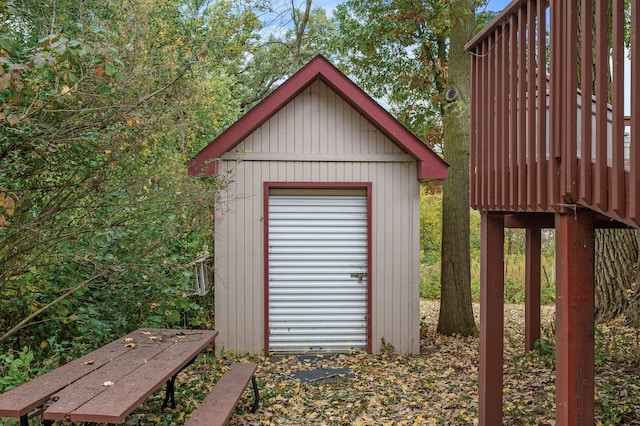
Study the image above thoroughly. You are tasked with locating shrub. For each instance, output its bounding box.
[0,347,37,393]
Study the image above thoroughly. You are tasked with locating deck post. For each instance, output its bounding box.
[555,210,594,425]
[479,211,504,426]
[525,227,542,352]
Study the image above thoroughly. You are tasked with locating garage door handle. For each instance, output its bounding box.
[350,273,367,281]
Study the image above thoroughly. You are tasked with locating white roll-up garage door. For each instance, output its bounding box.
[268,192,368,353]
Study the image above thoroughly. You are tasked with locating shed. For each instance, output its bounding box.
[189,55,448,355]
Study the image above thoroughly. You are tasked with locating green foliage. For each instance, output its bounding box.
[0,0,261,363]
[420,263,441,300]
[504,278,525,304]
[331,0,449,143]
[534,336,554,359]
[595,372,640,425]
[420,187,556,303]
[235,6,335,110]
[419,186,442,299]
[419,185,443,266]
[594,322,634,365]
[0,346,37,393]
[419,186,479,301]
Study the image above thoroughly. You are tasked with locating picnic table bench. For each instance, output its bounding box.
[185,362,259,426]
[0,328,218,425]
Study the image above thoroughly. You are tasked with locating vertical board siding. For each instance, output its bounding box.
[213,80,421,355]
[236,80,408,157]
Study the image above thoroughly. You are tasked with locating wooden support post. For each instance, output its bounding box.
[479,212,504,426]
[555,211,594,425]
[525,227,541,352]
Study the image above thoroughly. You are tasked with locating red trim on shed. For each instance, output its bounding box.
[262,182,373,355]
[188,56,448,181]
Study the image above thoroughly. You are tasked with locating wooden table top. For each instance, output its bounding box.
[0,328,217,424]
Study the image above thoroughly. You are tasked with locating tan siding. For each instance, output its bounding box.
[213,80,422,355]
[231,81,412,159]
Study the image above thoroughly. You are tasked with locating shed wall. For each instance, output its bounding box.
[213,80,421,355]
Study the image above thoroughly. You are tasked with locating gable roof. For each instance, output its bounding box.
[188,55,448,180]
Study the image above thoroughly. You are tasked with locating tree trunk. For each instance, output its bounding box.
[291,0,312,71]
[437,0,477,336]
[595,228,640,323]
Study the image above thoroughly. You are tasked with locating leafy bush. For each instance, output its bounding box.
[419,255,441,299]
[0,347,37,393]
[505,278,525,304]
[420,185,556,303]
[0,0,254,369]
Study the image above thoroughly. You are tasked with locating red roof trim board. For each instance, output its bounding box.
[187,55,448,181]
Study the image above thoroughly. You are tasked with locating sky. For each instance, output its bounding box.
[265,0,515,36]
[485,0,512,13]
[312,0,513,15]
[261,0,523,59]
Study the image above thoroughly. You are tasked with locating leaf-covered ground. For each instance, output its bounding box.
[119,301,640,425]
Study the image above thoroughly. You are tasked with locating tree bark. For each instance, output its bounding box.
[437,0,477,336]
[594,228,640,323]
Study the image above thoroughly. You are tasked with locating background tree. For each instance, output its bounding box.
[332,0,489,335]
[235,1,334,109]
[594,230,640,323]
[436,0,477,335]
[331,0,448,145]
[0,0,260,352]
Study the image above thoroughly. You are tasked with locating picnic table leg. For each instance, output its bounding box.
[250,376,259,413]
[17,415,52,426]
[161,356,198,410]
[162,374,177,410]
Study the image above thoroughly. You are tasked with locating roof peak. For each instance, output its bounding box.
[188,55,448,180]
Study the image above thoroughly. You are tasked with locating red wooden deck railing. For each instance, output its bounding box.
[466,0,640,228]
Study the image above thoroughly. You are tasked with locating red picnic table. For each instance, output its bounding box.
[0,328,218,425]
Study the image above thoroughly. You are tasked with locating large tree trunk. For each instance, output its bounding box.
[595,228,640,323]
[437,0,477,336]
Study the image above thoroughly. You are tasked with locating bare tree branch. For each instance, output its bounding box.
[0,271,107,344]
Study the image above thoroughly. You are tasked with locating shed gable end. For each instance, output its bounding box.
[188,55,448,180]
[221,80,412,162]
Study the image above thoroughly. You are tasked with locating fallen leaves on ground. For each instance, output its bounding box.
[133,300,640,425]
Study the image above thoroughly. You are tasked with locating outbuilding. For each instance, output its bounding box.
[189,55,448,355]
